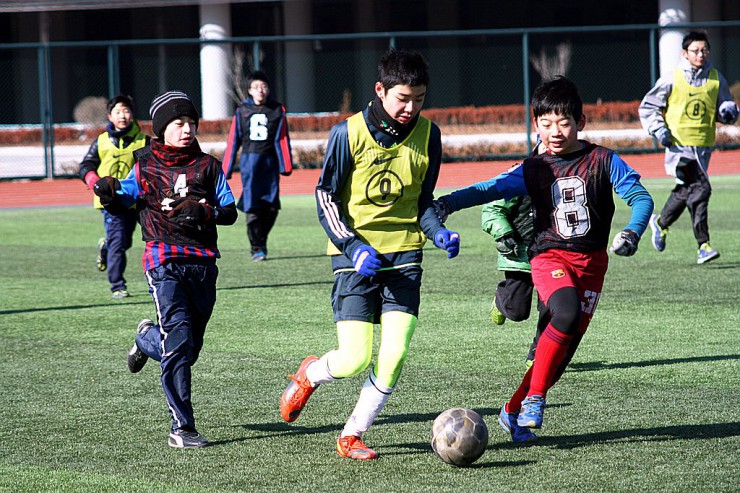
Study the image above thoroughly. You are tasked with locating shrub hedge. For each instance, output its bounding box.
[5,100,643,145]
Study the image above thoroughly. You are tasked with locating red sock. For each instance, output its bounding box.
[506,365,533,413]
[528,323,574,397]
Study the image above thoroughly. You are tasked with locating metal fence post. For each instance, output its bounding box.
[522,31,532,152]
[252,40,260,70]
[107,43,120,97]
[38,44,55,179]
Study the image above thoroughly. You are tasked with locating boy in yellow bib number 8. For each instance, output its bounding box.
[639,30,739,264]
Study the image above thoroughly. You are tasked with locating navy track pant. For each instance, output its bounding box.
[138,261,218,432]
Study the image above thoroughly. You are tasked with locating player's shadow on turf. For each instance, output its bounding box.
[255,253,328,261]
[0,300,150,315]
[568,353,740,372]
[381,440,536,468]
[375,405,570,428]
[699,262,740,270]
[236,421,342,438]
[217,280,333,291]
[516,421,740,450]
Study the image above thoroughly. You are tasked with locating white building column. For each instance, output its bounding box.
[199,3,232,120]
[283,0,314,113]
[658,0,690,77]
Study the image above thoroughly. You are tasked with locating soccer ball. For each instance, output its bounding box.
[430,407,488,466]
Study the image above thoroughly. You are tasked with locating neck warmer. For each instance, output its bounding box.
[107,122,133,138]
[368,96,419,142]
[150,138,203,167]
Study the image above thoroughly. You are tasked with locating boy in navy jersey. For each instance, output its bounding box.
[279,49,460,460]
[94,91,238,449]
[435,76,654,442]
[223,71,293,261]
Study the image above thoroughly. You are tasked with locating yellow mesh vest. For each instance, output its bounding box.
[665,68,719,146]
[327,112,431,255]
[93,123,147,208]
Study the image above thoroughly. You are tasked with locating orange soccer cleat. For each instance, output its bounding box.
[336,435,378,461]
[280,355,319,422]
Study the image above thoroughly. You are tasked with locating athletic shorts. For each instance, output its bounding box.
[531,248,608,330]
[331,266,422,323]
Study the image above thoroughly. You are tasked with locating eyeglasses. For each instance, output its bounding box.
[688,48,710,56]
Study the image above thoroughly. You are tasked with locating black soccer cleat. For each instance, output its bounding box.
[127,319,154,373]
[168,429,208,449]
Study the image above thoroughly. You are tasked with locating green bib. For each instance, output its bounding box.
[327,112,431,255]
[93,123,147,208]
[665,68,719,146]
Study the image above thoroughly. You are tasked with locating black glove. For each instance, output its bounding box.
[433,197,452,223]
[609,229,639,257]
[656,128,672,147]
[495,234,518,256]
[166,198,213,230]
[93,176,120,206]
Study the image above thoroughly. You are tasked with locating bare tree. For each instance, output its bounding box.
[229,45,249,104]
[530,42,572,80]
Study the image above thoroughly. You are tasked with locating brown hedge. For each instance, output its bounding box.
[0,100,643,145]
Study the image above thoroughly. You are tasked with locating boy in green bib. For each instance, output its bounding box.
[280,49,459,460]
[79,94,150,297]
[639,30,738,264]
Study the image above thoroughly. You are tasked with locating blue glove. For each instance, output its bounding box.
[719,103,739,123]
[434,229,460,259]
[351,244,382,277]
[656,128,672,147]
[609,229,639,257]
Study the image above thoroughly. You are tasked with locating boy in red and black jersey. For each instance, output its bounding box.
[436,77,653,441]
[94,91,237,449]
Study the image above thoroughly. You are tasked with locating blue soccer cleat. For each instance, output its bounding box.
[498,404,537,443]
[697,243,720,265]
[517,395,546,429]
[649,214,667,252]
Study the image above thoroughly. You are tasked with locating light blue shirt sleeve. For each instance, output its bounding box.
[116,166,141,209]
[610,153,654,236]
[443,165,528,212]
[215,169,236,207]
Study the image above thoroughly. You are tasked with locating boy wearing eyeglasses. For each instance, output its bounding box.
[223,71,293,262]
[639,30,738,264]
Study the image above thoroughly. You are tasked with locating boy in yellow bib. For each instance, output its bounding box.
[639,30,738,264]
[280,49,459,460]
[79,94,149,297]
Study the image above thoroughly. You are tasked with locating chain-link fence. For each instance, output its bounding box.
[2,20,739,180]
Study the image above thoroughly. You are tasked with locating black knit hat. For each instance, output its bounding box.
[149,90,199,138]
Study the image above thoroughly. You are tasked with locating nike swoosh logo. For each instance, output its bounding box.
[373,156,398,166]
[688,92,702,96]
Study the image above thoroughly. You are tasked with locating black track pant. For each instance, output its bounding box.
[658,159,712,246]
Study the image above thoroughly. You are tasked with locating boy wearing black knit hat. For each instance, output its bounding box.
[94,90,238,448]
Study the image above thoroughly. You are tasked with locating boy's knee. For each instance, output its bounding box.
[329,346,372,378]
[502,302,531,322]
